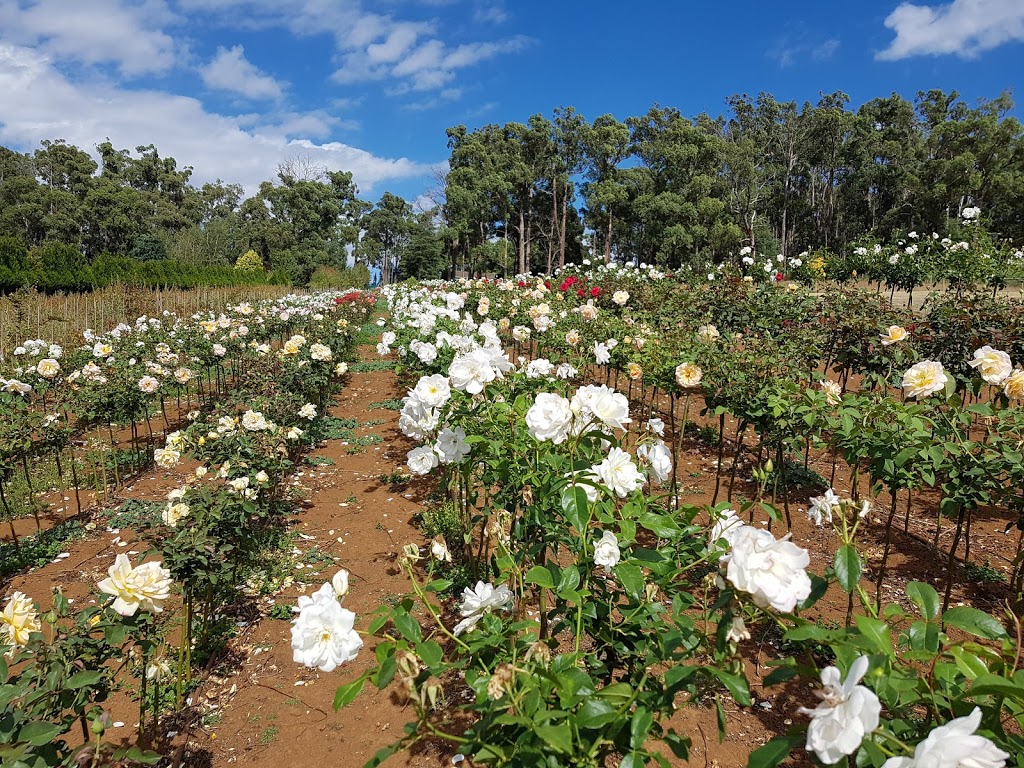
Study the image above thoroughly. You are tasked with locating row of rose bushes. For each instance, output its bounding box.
[0,289,374,766]
[280,277,1024,768]
[685,210,1022,294]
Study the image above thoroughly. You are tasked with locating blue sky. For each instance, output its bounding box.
[1,0,1022,208]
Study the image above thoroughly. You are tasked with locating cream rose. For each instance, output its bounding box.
[97,554,172,616]
[902,360,948,399]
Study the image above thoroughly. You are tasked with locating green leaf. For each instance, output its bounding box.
[391,610,421,643]
[746,734,803,768]
[798,573,828,610]
[614,563,645,601]
[525,565,555,589]
[963,674,1024,703]
[333,675,367,709]
[417,640,443,669]
[943,607,1008,640]
[630,707,653,749]
[906,581,940,620]
[424,579,452,593]
[557,565,580,595]
[949,647,989,680]
[365,741,401,768]
[576,699,618,729]
[18,720,63,746]
[854,615,893,654]
[65,670,104,689]
[535,723,573,754]
[560,485,589,532]
[715,696,727,741]
[834,543,862,594]
[704,667,752,707]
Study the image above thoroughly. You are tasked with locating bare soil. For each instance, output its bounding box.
[3,336,1016,768]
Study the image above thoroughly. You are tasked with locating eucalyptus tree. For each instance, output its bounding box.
[625,104,737,267]
[580,114,630,263]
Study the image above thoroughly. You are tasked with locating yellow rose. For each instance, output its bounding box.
[1,591,40,646]
[96,554,172,616]
[881,325,909,346]
[1003,369,1024,399]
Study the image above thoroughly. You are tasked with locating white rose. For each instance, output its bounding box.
[592,448,645,498]
[453,581,513,636]
[723,526,811,613]
[800,656,881,765]
[637,440,672,484]
[593,530,621,573]
[881,708,1008,768]
[97,554,172,616]
[523,391,573,442]
[407,445,439,475]
[36,358,60,379]
[291,587,362,672]
[675,362,703,388]
[434,426,471,464]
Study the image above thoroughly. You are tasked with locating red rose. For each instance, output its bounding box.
[590,286,601,297]
[775,272,784,281]
[577,288,585,297]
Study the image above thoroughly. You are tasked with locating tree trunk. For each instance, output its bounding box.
[559,189,568,270]
[604,212,613,264]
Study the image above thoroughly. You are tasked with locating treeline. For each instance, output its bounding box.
[0,238,289,293]
[440,89,1024,275]
[0,140,445,292]
[3,87,1021,289]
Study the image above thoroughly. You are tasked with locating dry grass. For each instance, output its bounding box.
[0,284,305,357]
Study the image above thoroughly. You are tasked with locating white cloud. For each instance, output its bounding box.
[473,5,509,25]
[0,43,430,196]
[345,34,531,91]
[0,0,180,75]
[200,45,284,100]
[813,39,840,60]
[172,0,529,94]
[401,88,462,111]
[877,0,1024,60]
[768,33,840,68]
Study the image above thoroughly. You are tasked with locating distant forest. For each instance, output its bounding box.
[1,88,1021,288]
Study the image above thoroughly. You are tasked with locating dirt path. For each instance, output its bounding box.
[186,350,452,768]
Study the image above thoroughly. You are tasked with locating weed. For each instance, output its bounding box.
[268,603,293,621]
[349,360,395,373]
[203,712,223,727]
[305,455,335,467]
[368,399,403,411]
[697,424,720,446]
[963,560,1006,584]
[0,519,86,579]
[309,416,358,442]
[104,498,164,530]
[765,459,828,493]
[378,471,411,485]
[418,501,462,542]
[302,546,335,567]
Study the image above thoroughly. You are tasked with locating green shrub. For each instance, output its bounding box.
[234,249,265,272]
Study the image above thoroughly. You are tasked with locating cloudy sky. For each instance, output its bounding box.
[1,0,1022,206]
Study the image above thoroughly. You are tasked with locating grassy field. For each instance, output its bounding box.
[0,284,305,359]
